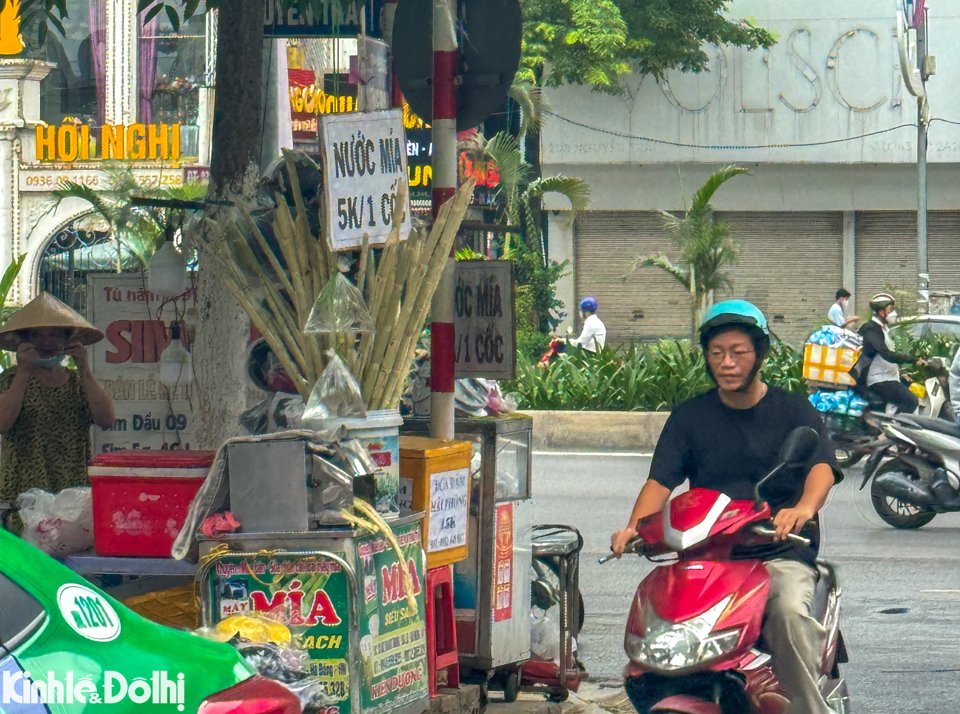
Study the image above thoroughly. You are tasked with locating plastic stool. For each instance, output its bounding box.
[426,564,460,696]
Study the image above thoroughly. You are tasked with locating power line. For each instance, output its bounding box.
[543,110,960,151]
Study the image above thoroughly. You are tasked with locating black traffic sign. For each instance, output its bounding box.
[392,0,521,131]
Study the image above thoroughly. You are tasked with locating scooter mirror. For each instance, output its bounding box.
[779,426,820,466]
[754,427,821,510]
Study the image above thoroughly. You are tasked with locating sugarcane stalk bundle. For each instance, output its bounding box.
[194,150,475,411]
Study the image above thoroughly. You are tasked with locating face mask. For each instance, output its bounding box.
[33,354,65,370]
[886,310,898,325]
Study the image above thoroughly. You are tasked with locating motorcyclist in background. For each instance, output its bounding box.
[857,293,926,413]
[569,297,606,353]
[611,300,841,714]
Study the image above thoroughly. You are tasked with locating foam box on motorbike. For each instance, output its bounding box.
[803,344,859,386]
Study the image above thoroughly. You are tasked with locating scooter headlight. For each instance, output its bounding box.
[625,596,741,672]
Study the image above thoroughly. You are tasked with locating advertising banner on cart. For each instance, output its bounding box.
[206,554,353,712]
[87,275,198,453]
[356,521,429,714]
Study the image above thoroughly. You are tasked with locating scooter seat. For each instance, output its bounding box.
[896,414,960,440]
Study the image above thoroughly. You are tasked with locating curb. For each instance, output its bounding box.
[520,411,668,451]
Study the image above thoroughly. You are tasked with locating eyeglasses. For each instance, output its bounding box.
[707,348,756,364]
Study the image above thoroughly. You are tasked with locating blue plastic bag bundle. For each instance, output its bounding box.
[808,390,869,416]
[807,325,862,350]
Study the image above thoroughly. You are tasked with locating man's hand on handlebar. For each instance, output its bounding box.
[611,526,639,557]
[772,505,816,542]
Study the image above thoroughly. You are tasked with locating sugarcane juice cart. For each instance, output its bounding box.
[178,142,477,713]
[190,435,431,714]
[400,414,533,701]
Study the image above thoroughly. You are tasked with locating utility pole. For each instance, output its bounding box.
[916,3,930,313]
[430,0,458,439]
[899,1,934,313]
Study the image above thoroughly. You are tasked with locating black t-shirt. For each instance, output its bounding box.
[648,387,842,566]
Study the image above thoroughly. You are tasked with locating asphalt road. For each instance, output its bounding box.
[531,450,960,714]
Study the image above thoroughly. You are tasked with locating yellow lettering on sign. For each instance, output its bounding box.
[36,123,183,162]
[0,0,24,56]
[148,124,167,160]
[102,125,125,160]
[58,124,78,162]
[79,125,90,160]
[127,124,147,160]
[36,126,56,161]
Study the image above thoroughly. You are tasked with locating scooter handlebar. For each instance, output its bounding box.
[600,536,644,564]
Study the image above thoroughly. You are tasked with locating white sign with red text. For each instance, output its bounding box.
[87,275,198,453]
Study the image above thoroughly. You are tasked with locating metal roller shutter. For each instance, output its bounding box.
[928,212,960,292]
[575,212,693,343]
[717,212,843,346]
[855,212,917,315]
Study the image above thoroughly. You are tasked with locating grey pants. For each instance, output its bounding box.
[762,559,833,714]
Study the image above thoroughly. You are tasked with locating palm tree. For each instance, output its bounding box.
[0,254,27,371]
[52,170,207,271]
[482,131,590,259]
[481,131,590,358]
[625,165,749,335]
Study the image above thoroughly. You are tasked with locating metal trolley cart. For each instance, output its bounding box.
[401,414,533,703]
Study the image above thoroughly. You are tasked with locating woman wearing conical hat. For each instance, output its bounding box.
[0,293,115,519]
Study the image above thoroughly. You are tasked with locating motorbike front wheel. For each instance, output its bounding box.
[871,461,938,529]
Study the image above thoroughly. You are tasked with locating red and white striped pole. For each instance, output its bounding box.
[429,0,458,439]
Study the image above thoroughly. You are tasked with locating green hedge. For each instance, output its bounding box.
[504,336,804,412]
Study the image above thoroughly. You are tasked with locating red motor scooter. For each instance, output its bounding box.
[601,427,850,714]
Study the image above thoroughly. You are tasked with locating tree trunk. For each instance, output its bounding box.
[194,0,265,450]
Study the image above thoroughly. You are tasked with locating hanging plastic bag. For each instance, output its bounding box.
[304,273,376,334]
[17,487,93,557]
[530,605,561,662]
[302,351,367,422]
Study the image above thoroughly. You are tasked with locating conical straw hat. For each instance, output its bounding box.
[0,292,104,351]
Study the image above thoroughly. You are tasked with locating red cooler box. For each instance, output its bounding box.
[88,450,215,557]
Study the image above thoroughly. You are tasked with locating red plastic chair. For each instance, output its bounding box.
[426,564,460,696]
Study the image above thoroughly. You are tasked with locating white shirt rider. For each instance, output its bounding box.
[571,314,606,353]
[866,315,901,386]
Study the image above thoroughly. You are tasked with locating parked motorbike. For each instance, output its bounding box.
[820,358,951,468]
[600,428,850,714]
[858,410,960,529]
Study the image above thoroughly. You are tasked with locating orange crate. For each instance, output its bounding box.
[803,343,860,386]
[399,437,472,569]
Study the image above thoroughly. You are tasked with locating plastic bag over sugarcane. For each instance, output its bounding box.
[302,351,367,423]
[303,273,376,334]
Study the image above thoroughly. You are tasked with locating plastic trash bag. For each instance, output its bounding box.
[240,393,305,435]
[17,487,93,557]
[193,625,334,711]
[308,438,379,525]
[530,605,561,662]
[302,351,366,422]
[304,273,376,334]
[455,379,489,417]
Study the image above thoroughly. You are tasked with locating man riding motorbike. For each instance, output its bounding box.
[856,293,926,413]
[611,300,842,714]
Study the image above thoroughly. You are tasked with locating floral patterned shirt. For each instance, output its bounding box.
[0,367,93,504]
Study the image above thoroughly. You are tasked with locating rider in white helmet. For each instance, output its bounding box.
[857,293,926,413]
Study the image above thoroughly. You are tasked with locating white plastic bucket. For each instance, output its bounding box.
[339,409,403,518]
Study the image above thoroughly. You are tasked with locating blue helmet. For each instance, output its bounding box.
[580,297,598,313]
[699,300,771,388]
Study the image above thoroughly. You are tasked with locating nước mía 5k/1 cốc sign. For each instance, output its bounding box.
[320,110,412,251]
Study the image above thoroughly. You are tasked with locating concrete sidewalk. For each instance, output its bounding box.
[429,682,629,714]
